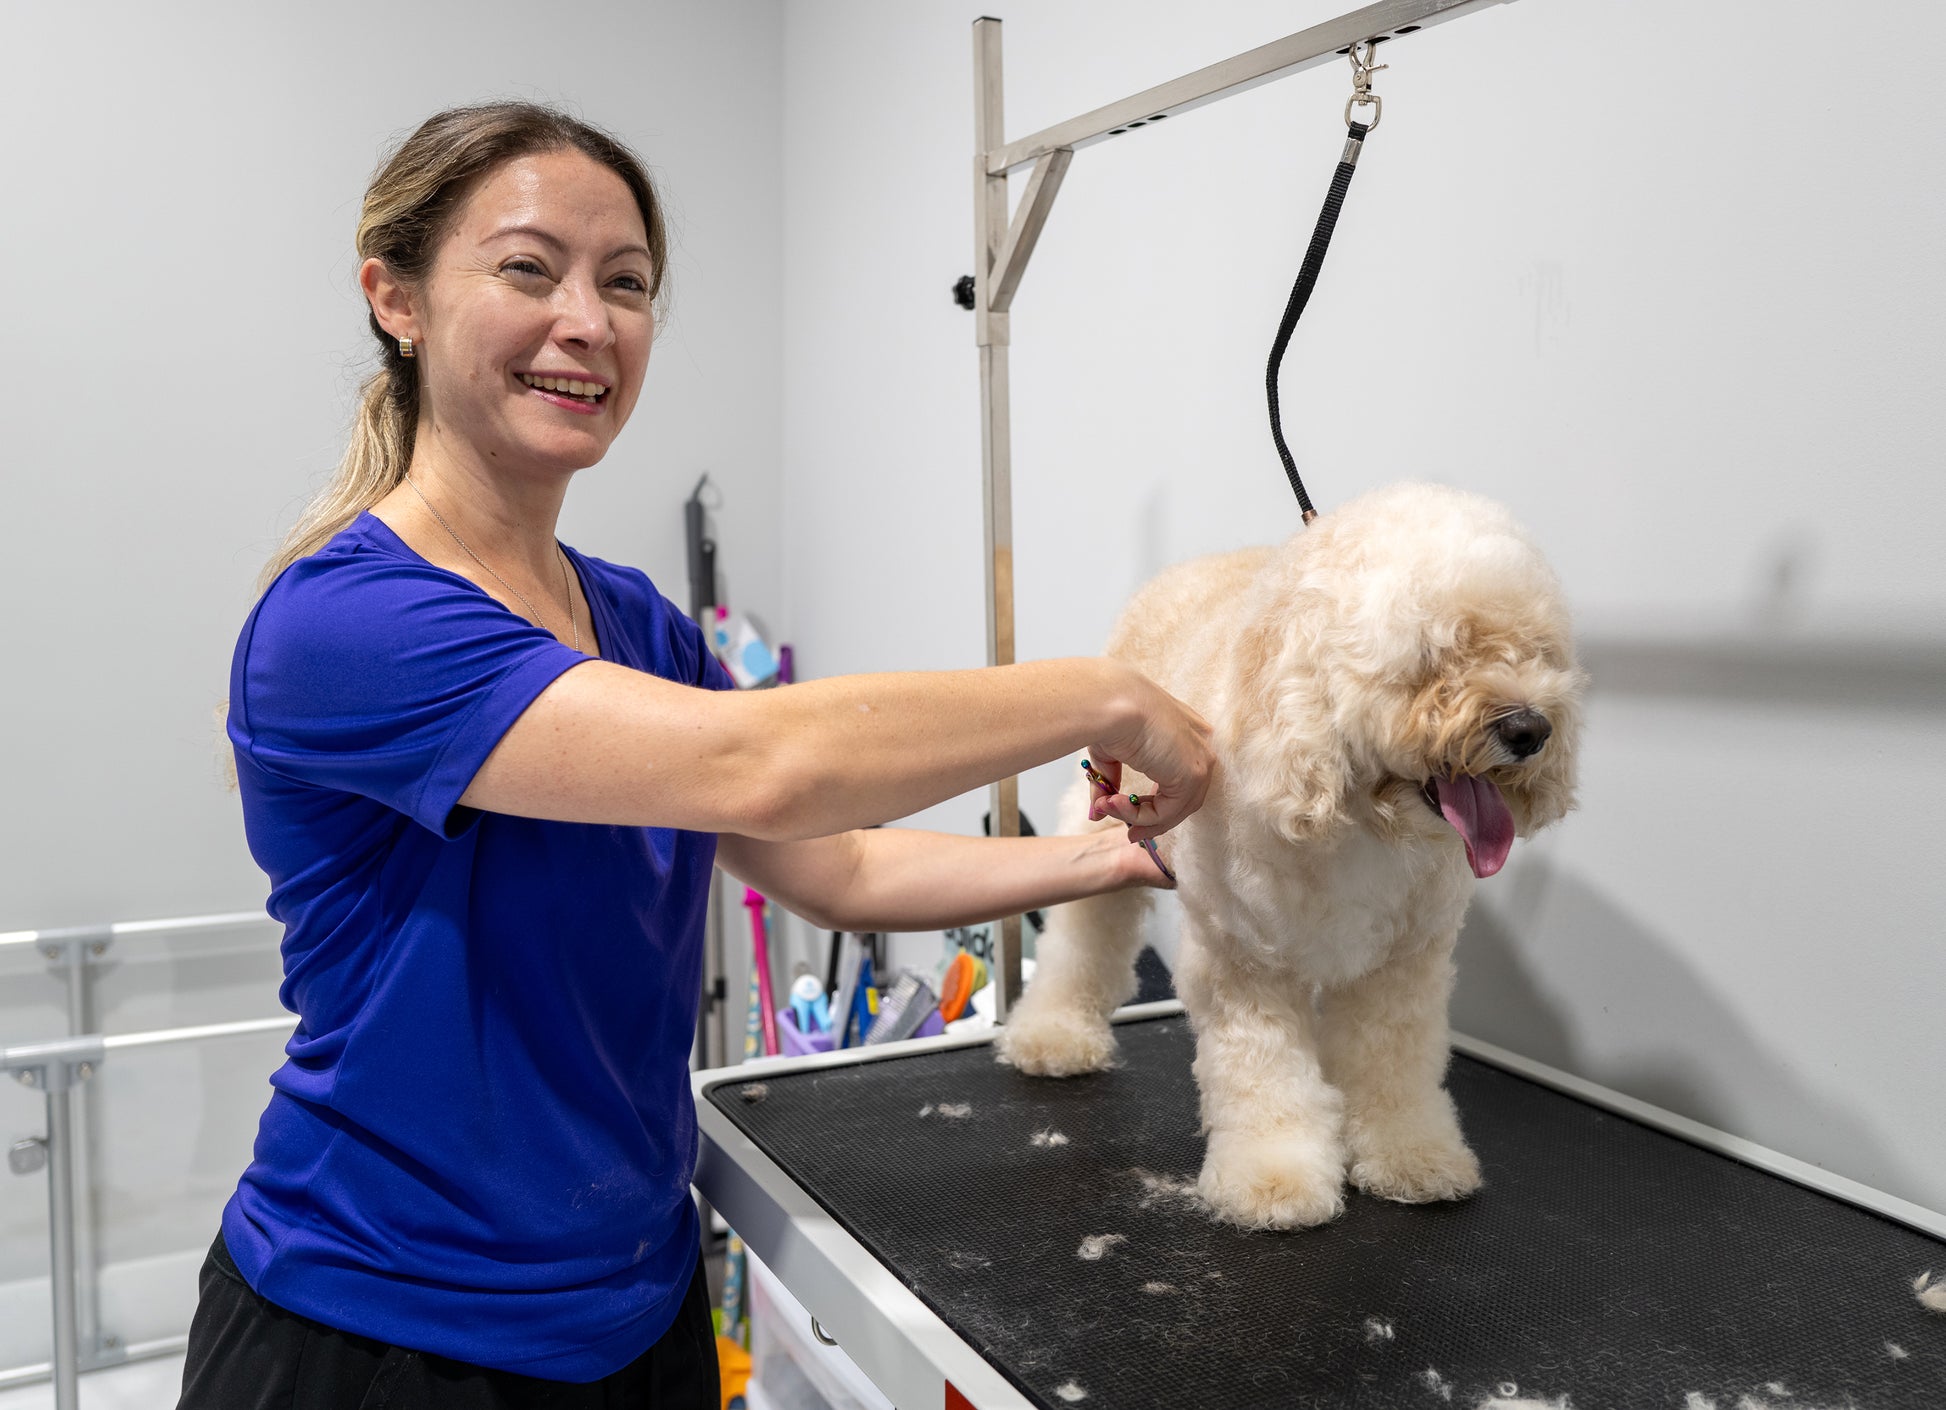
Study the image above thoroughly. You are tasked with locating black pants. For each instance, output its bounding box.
[177,1233,719,1409]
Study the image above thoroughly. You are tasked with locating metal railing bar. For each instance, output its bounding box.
[100,1017,294,1052]
[0,1333,189,1392]
[0,910,271,950]
[1,1011,292,1408]
[3,1018,293,1075]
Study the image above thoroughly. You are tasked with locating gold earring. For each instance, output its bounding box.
[399,336,415,359]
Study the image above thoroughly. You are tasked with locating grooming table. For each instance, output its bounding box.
[694,1005,1946,1410]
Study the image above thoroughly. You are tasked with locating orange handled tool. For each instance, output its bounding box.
[938,952,987,1022]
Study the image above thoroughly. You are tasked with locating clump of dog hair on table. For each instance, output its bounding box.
[1128,1168,1203,1212]
[737,1083,768,1104]
[1916,1269,1946,1313]
[1885,1341,1909,1360]
[1053,1380,1088,1402]
[1363,1317,1394,1343]
[1477,1385,1570,1410]
[1683,1395,1716,1410]
[1141,1281,1176,1294]
[1419,1368,1453,1402]
[917,1101,973,1119]
[1075,1234,1128,1261]
[1030,1128,1070,1147]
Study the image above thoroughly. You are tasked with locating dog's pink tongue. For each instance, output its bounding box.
[1434,775,1516,879]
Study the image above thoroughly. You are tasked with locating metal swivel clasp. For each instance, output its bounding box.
[1345,39,1387,130]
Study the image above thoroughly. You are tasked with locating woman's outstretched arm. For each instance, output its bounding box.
[459,657,1212,842]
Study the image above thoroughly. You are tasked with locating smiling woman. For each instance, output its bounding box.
[186,100,1217,1410]
[358,150,656,518]
[259,104,668,604]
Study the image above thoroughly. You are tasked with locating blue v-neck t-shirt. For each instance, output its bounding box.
[223,511,732,1381]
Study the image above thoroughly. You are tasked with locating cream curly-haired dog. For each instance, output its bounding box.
[997,483,1584,1230]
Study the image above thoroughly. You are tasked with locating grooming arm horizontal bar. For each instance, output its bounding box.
[984,0,1511,175]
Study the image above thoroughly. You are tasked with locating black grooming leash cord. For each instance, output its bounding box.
[1267,43,1386,523]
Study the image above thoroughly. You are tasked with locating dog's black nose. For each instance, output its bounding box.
[1496,709,1552,759]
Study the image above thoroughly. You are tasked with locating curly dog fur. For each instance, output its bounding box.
[997,483,1585,1230]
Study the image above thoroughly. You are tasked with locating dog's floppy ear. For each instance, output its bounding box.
[1225,608,1354,844]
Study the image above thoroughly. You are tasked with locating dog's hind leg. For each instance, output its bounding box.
[1176,926,1348,1230]
[1317,935,1481,1204]
[994,881,1154,1076]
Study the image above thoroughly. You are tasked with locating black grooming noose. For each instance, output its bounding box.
[1267,41,1388,524]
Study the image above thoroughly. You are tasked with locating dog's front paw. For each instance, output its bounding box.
[1347,1123,1482,1204]
[994,1008,1118,1077]
[1197,1128,1346,1230]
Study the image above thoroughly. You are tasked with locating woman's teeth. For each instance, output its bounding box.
[518,373,605,400]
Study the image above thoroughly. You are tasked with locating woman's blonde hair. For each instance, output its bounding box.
[258,102,669,592]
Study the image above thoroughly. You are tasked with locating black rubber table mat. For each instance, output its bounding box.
[710,1016,1946,1409]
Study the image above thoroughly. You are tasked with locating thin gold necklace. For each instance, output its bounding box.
[401,475,581,652]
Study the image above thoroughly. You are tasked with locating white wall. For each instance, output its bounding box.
[778,0,1946,1214]
[0,0,785,1366]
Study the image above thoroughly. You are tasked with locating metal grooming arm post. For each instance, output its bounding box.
[971,0,1514,1014]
